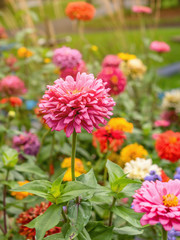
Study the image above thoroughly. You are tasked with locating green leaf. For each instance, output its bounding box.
[1,146,18,169]
[121,183,141,197]
[43,233,64,240]
[11,180,52,199]
[57,182,95,204]
[77,169,97,188]
[112,206,142,228]
[15,163,47,178]
[113,226,143,235]
[64,200,92,239]
[87,222,113,240]
[106,160,124,185]
[111,175,141,192]
[27,204,62,240]
[50,170,66,199]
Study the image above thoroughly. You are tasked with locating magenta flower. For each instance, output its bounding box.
[102,55,121,68]
[150,41,170,53]
[53,46,82,69]
[132,5,152,14]
[39,72,115,137]
[0,75,27,96]
[97,67,126,95]
[133,180,180,231]
[154,119,170,127]
[60,60,87,79]
[13,132,40,158]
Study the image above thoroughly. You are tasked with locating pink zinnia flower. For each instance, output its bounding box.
[0,75,27,96]
[132,5,152,14]
[60,60,87,79]
[150,41,170,53]
[154,119,170,127]
[152,133,160,140]
[53,46,82,69]
[97,67,126,95]
[102,55,121,68]
[39,72,115,137]
[133,180,180,231]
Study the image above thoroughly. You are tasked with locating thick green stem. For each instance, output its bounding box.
[108,197,116,226]
[71,131,77,181]
[162,226,167,240]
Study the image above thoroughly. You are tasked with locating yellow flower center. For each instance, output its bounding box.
[111,75,118,84]
[169,137,177,144]
[163,194,178,207]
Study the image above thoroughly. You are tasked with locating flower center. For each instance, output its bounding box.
[111,75,118,84]
[163,194,178,207]
[169,137,177,144]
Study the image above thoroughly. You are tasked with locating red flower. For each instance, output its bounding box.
[155,130,180,162]
[161,170,170,182]
[9,97,22,107]
[66,1,95,21]
[16,202,61,240]
[93,126,126,153]
[0,98,9,104]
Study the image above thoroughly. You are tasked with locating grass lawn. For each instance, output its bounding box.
[58,27,180,90]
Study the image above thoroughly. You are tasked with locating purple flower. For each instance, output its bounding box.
[168,228,180,240]
[174,167,180,180]
[53,46,82,69]
[13,132,40,158]
[144,170,162,181]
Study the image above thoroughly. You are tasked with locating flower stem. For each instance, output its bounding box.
[162,226,167,240]
[3,170,9,235]
[71,131,77,181]
[108,197,116,226]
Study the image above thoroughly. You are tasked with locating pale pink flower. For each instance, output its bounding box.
[152,133,160,140]
[150,41,170,53]
[39,72,115,137]
[133,180,180,231]
[154,119,170,127]
[102,55,121,68]
[0,75,27,96]
[132,5,152,14]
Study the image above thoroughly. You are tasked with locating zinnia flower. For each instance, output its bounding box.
[17,47,33,58]
[11,181,33,200]
[162,90,180,114]
[65,1,95,21]
[126,58,147,79]
[118,52,136,61]
[133,180,180,231]
[124,158,161,180]
[63,168,82,181]
[13,132,40,158]
[108,117,133,133]
[61,157,86,174]
[39,72,115,137]
[5,55,18,71]
[16,202,61,239]
[97,67,126,95]
[93,126,126,153]
[154,119,170,127]
[0,75,27,96]
[53,46,82,69]
[102,55,121,68]
[155,130,180,162]
[120,143,148,163]
[60,60,87,79]
[0,97,22,107]
[0,26,7,39]
[132,5,152,14]
[150,41,170,53]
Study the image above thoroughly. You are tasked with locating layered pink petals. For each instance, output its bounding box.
[133,180,180,231]
[39,72,115,137]
[150,41,170,53]
[132,5,152,14]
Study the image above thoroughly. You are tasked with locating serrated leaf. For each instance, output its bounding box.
[27,204,62,240]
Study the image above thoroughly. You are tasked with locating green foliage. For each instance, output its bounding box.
[1,146,18,169]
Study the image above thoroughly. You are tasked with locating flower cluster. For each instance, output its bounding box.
[39,72,115,137]
[108,118,133,133]
[0,75,26,96]
[16,202,61,239]
[124,158,161,180]
[133,180,180,231]
[155,130,180,162]
[144,170,162,182]
[65,1,95,21]
[61,157,86,181]
[120,143,148,163]
[13,132,40,158]
[150,41,170,53]
[0,97,22,107]
[93,126,126,153]
[11,181,33,200]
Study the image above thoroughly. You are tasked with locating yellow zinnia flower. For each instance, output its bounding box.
[44,58,51,64]
[63,168,82,181]
[120,143,148,163]
[61,157,86,174]
[17,47,33,58]
[91,45,98,52]
[118,52,136,61]
[108,118,133,133]
[108,152,123,167]
[11,181,33,200]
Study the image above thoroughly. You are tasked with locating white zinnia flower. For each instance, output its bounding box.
[162,90,180,113]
